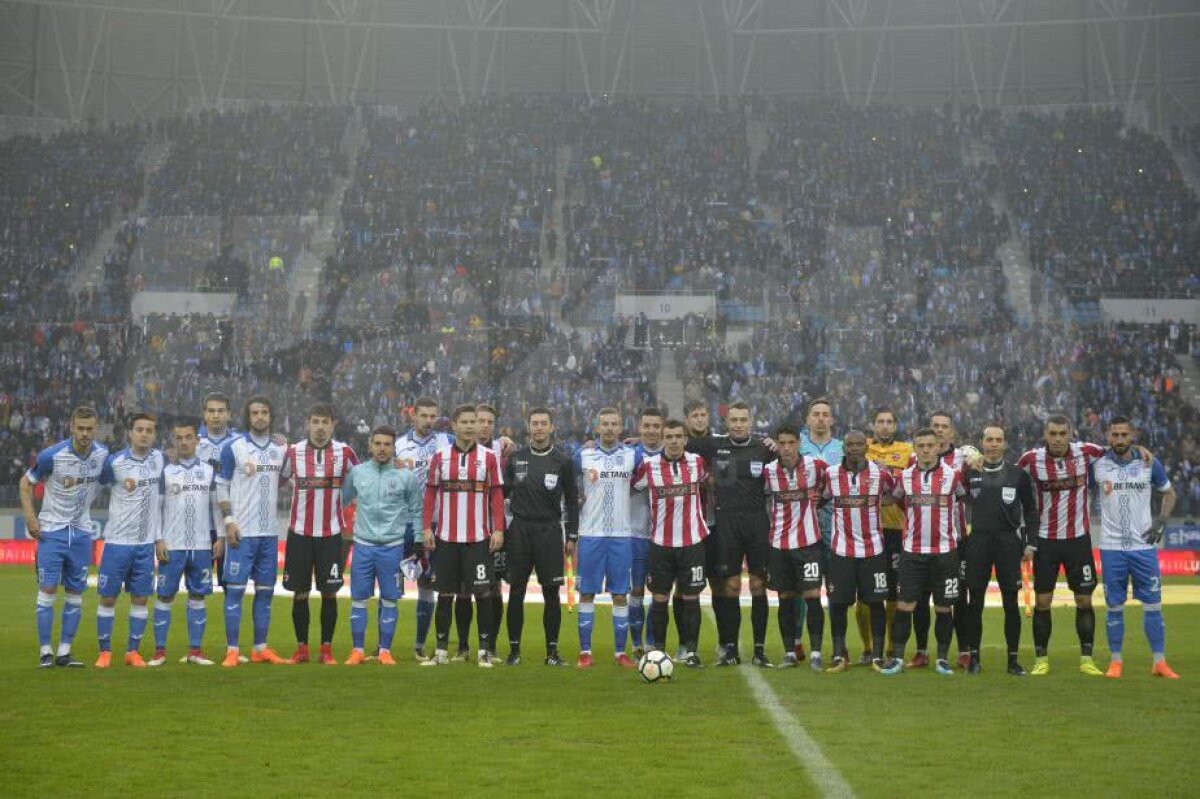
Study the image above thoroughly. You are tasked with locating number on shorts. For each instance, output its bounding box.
[200,569,211,584]
[690,566,704,583]
[1081,564,1093,582]
[476,564,488,581]
[874,572,887,590]
[1149,576,1161,593]
[945,577,959,597]
[803,562,820,580]
[330,563,339,579]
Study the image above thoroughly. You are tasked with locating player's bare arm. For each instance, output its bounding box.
[18,474,41,540]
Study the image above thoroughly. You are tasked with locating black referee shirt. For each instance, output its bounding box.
[963,461,1039,547]
[686,434,771,514]
[504,444,580,541]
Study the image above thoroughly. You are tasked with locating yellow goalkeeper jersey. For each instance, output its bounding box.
[867,438,913,532]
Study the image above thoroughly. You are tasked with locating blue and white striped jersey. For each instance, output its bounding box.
[1093,453,1171,552]
[24,438,109,534]
[197,427,239,473]
[629,443,662,539]
[576,445,640,538]
[395,430,454,516]
[161,457,219,550]
[217,434,291,538]
[99,448,165,545]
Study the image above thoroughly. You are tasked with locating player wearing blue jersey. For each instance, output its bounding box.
[20,406,108,668]
[94,413,165,668]
[151,417,220,666]
[629,408,664,657]
[1094,417,1179,679]
[215,396,292,667]
[574,408,640,669]
[197,391,238,589]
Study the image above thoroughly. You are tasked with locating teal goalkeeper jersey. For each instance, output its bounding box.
[342,460,423,546]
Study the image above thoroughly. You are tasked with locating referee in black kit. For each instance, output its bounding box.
[960,424,1039,676]
[503,407,580,666]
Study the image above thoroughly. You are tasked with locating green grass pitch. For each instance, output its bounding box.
[0,566,1196,798]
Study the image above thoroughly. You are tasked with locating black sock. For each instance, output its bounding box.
[934,611,954,661]
[868,601,886,660]
[650,600,669,649]
[891,609,912,659]
[805,597,825,655]
[968,592,987,654]
[543,591,561,652]
[829,603,848,661]
[454,595,473,652]
[435,595,454,650]
[712,595,732,649]
[490,592,504,653]
[778,596,796,651]
[292,599,310,645]
[1001,593,1021,663]
[913,594,931,651]
[751,594,768,651]
[683,599,701,653]
[475,595,494,653]
[320,596,337,645]
[672,594,686,647]
[953,593,970,653]
[1033,608,1051,656]
[507,585,527,646]
[1075,606,1095,657]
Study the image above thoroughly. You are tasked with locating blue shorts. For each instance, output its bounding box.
[157,550,214,598]
[37,527,92,593]
[577,536,632,596]
[630,537,650,592]
[351,543,404,601]
[223,536,278,586]
[1100,549,1161,606]
[97,543,156,597]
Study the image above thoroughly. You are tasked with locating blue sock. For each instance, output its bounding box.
[97,605,116,652]
[1144,605,1166,660]
[578,602,595,653]
[1106,605,1125,660]
[36,591,55,648]
[252,589,273,648]
[415,588,435,648]
[350,600,368,650]
[128,605,149,652]
[225,585,246,648]
[186,599,206,649]
[379,599,398,651]
[629,597,645,648]
[61,594,83,647]
[613,605,629,655]
[154,603,172,650]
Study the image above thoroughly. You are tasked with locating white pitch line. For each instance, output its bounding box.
[705,609,856,799]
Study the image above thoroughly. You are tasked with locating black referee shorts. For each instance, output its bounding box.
[505,518,564,587]
[897,551,960,607]
[432,540,492,594]
[963,529,1023,596]
[708,509,770,579]
[649,542,706,596]
[1033,534,1097,595]
[282,532,345,594]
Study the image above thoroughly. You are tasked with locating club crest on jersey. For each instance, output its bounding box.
[750,461,763,478]
[1102,481,1114,495]
[544,473,558,489]
[228,561,240,576]
[170,483,183,496]
[1002,487,1017,503]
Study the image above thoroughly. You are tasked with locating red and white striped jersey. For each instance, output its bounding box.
[894,462,966,554]
[286,440,359,537]
[823,461,894,558]
[941,447,968,538]
[423,443,506,544]
[633,452,710,548]
[1017,442,1105,541]
[762,457,825,550]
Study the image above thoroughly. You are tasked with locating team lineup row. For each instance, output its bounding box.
[19,393,1179,679]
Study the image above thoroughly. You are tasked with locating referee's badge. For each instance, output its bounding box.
[970,486,981,498]
[1001,487,1017,503]
[750,461,763,478]
[544,473,558,489]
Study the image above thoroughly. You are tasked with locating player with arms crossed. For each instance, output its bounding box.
[629,408,665,657]
[283,403,359,665]
[21,406,108,668]
[216,395,292,667]
[1093,416,1179,679]
[95,413,165,668]
[634,419,710,668]
[151,417,221,666]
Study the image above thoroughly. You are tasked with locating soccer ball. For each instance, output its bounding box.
[637,650,674,683]
[960,445,983,469]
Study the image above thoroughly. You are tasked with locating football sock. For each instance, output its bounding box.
[186,598,206,649]
[1075,606,1095,657]
[475,595,495,653]
[711,594,731,649]
[378,599,398,651]
[953,592,971,653]
[36,591,55,648]
[805,597,825,655]
[1001,592,1022,662]
[252,589,273,647]
[507,584,527,646]
[434,594,454,650]
[320,596,337,645]
[794,595,806,639]
[350,600,368,650]
[777,595,796,651]
[1143,603,1165,662]
[913,594,931,651]
[61,593,83,647]
[1032,608,1051,656]
[672,595,687,646]
[829,602,848,661]
[97,604,116,652]
[868,601,886,660]
[455,595,473,651]
[292,598,310,645]
[154,601,173,650]
[127,604,149,652]
[613,605,629,654]
[934,610,954,661]
[415,588,436,649]
[751,593,768,650]
[577,602,595,653]
[968,588,988,653]
[855,602,872,653]
[884,600,897,654]
[224,585,245,648]
[649,599,669,650]
[629,595,646,648]
[682,598,701,653]
[543,588,561,650]
[891,608,912,659]
[490,593,505,653]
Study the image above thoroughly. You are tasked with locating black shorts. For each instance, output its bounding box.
[707,510,770,578]
[491,546,507,584]
[648,542,707,596]
[282,532,345,594]
[827,553,889,605]
[505,518,564,587]
[883,529,903,601]
[767,544,824,594]
[964,529,1023,595]
[897,551,960,606]
[432,540,493,594]
[1033,535,1097,595]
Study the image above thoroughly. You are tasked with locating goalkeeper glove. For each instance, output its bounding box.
[1143,518,1166,546]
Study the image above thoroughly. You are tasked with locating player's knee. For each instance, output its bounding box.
[1107,603,1125,613]
[999,591,1018,609]
[612,594,627,607]
[680,594,700,603]
[896,602,916,612]
[36,590,56,608]
[351,600,367,610]
[579,594,596,603]
[293,592,310,602]
[1074,594,1093,609]
[1034,594,1052,611]
[652,594,669,605]
[748,574,767,595]
[380,599,396,609]
[187,598,205,611]
[417,588,435,603]
[131,596,149,606]
[65,593,82,606]
[778,591,795,600]
[99,596,117,608]
[157,596,175,607]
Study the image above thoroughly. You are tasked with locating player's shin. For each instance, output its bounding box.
[613,604,629,654]
[1032,608,1052,656]
[649,599,669,650]
[154,600,173,651]
[186,598,206,650]
[320,596,337,646]
[805,597,825,656]
[682,597,701,654]
[1143,603,1165,661]
[1001,593,1021,665]
[750,594,768,655]
[577,601,595,653]
[36,591,56,649]
[128,604,149,653]
[378,599,398,651]
[777,596,796,652]
[855,602,872,654]
[252,589,273,648]
[934,610,954,661]
[60,593,83,648]
[415,588,436,649]
[454,595,473,653]
[629,594,645,648]
[913,595,931,652]
[891,609,912,660]
[1106,604,1125,661]
[829,603,848,661]
[489,590,504,654]
[475,593,495,653]
[350,600,368,650]
[507,585,527,650]
[672,594,687,647]
[1075,605,1095,657]
[867,601,886,660]
[542,587,561,655]
[967,590,988,656]
[292,598,310,645]
[97,604,116,652]
[224,585,246,648]
[434,594,454,650]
